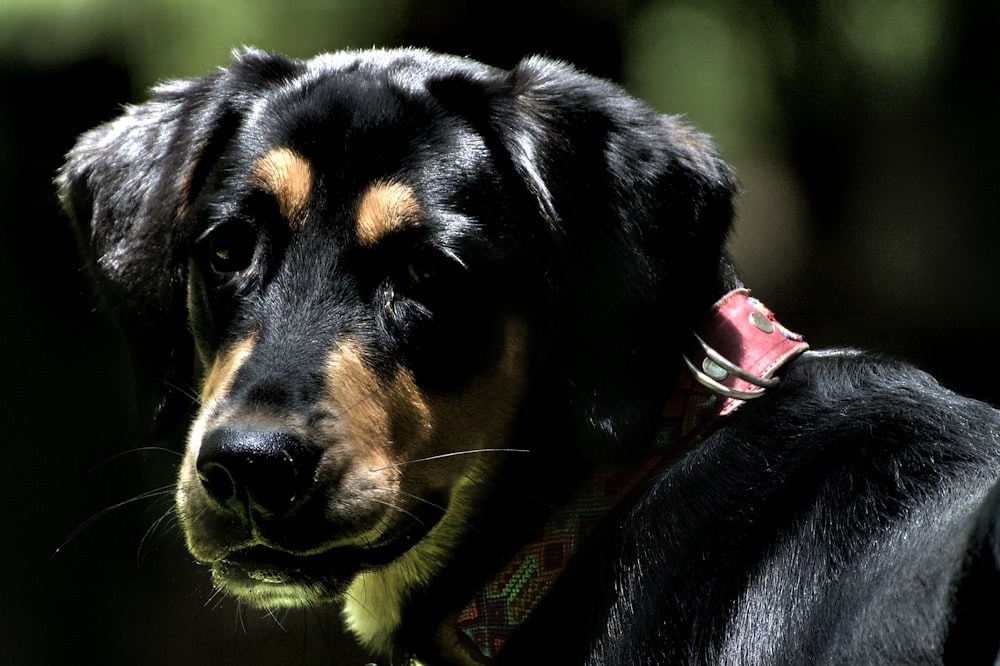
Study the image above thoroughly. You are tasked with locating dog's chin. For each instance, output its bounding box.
[214,572,336,609]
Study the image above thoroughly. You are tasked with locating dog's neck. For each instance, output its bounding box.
[428,289,809,665]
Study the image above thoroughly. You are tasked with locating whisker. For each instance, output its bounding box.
[368,498,426,527]
[373,487,447,513]
[236,600,248,635]
[136,501,179,566]
[369,448,530,472]
[204,584,227,610]
[262,606,288,632]
[160,376,202,405]
[52,484,177,561]
[88,445,182,474]
[372,486,505,563]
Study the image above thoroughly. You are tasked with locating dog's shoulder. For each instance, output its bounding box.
[619,350,1000,664]
[700,348,1000,556]
[760,348,1000,457]
[506,350,1000,665]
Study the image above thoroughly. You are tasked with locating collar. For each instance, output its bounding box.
[429,289,808,664]
[683,288,809,416]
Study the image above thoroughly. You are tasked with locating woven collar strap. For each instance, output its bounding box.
[427,289,807,665]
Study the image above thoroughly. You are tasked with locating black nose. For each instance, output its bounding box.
[196,426,322,519]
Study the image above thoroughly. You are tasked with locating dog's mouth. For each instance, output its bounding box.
[204,500,444,608]
[210,545,359,607]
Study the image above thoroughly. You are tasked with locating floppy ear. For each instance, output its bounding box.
[57,49,300,436]
[450,56,739,459]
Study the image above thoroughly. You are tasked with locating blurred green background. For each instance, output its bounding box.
[2,1,997,664]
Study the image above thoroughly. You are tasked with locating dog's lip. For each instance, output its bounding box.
[207,543,372,604]
[210,499,445,588]
[206,544,350,607]
[210,538,412,599]
[215,544,353,584]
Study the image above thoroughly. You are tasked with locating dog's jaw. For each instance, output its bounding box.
[341,471,489,650]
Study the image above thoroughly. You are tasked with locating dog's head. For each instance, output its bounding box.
[59,47,734,634]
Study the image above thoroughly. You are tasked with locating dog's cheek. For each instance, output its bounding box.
[423,318,529,467]
[321,319,527,503]
[321,341,434,490]
[339,319,528,642]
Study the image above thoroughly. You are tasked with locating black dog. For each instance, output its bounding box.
[59,48,1000,665]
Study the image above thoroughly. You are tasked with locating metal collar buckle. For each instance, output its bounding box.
[682,289,809,415]
[683,331,779,401]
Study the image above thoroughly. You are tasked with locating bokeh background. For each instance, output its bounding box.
[2,1,997,664]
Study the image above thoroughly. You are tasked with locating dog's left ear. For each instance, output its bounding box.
[56,53,284,436]
[434,56,738,459]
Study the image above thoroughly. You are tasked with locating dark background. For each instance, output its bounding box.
[2,1,997,664]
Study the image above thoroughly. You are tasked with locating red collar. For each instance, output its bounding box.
[683,288,809,416]
[432,289,809,664]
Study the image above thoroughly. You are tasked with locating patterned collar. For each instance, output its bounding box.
[423,289,808,665]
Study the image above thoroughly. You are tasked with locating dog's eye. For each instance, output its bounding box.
[400,252,461,298]
[406,261,435,287]
[380,244,466,310]
[205,222,258,275]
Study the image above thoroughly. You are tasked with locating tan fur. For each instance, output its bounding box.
[323,340,434,472]
[176,334,257,561]
[341,319,528,649]
[250,147,313,226]
[356,181,422,246]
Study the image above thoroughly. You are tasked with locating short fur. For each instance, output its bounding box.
[59,48,1000,665]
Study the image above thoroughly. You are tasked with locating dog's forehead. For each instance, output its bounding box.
[227,60,494,240]
[245,54,483,163]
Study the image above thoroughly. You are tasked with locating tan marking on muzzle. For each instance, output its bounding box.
[186,334,257,465]
[177,333,258,547]
[342,319,530,648]
[198,335,257,407]
[355,181,421,247]
[323,341,433,472]
[251,147,313,227]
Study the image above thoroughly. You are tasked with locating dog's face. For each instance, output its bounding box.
[177,105,534,607]
[59,48,734,639]
[173,59,537,603]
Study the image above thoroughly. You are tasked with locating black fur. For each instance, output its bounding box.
[59,48,1000,664]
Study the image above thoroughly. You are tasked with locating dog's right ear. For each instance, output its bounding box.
[57,49,301,437]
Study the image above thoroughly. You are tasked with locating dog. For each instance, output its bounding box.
[58,48,1000,665]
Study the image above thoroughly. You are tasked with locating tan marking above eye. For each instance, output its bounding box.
[250,147,313,227]
[355,181,421,247]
